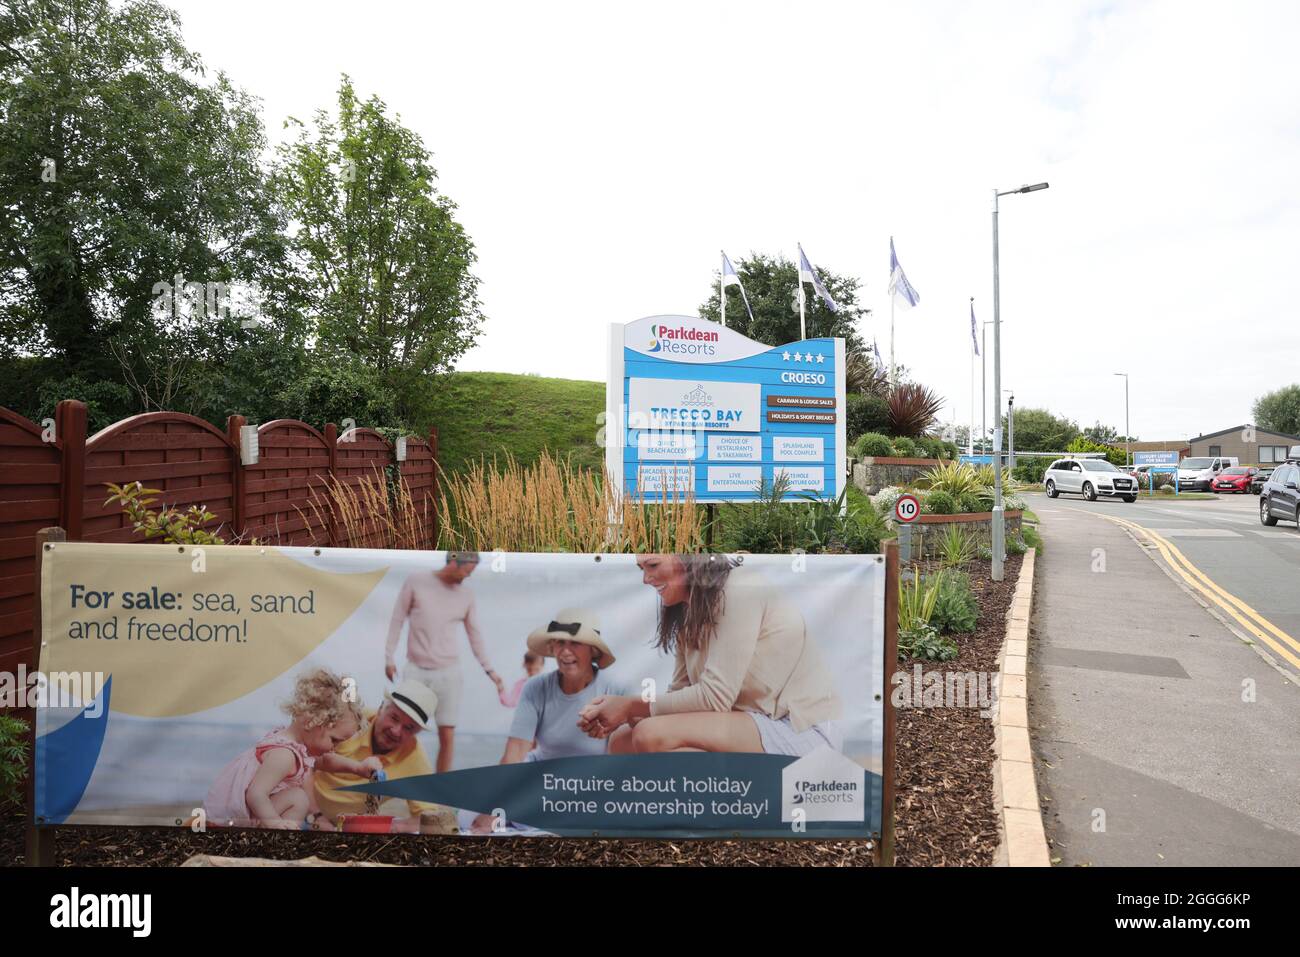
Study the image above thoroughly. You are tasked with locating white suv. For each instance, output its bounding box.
[1044,458,1138,502]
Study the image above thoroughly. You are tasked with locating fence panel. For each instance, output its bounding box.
[245,420,332,545]
[333,428,394,549]
[398,432,438,550]
[82,413,237,545]
[0,409,60,677]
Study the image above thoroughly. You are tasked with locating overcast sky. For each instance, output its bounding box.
[170,0,1300,441]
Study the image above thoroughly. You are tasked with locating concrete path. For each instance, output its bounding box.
[1027,495,1300,866]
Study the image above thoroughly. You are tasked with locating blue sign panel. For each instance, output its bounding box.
[607,316,846,502]
[1133,450,1180,466]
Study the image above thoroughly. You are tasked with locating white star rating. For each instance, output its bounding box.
[816,353,825,364]
[782,350,791,361]
[793,352,802,361]
[805,352,814,362]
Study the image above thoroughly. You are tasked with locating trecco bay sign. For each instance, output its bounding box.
[606,316,846,502]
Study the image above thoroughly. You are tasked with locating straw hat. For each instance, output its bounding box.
[383,679,438,730]
[527,608,615,669]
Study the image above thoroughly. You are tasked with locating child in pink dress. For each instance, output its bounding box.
[205,669,373,829]
[498,651,545,708]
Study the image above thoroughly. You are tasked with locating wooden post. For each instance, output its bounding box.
[226,415,247,540]
[26,526,65,866]
[880,538,900,866]
[427,427,441,550]
[55,400,86,540]
[324,423,338,547]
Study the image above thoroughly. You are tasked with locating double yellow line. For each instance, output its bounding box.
[1102,513,1300,672]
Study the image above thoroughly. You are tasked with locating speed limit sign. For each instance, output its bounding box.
[894,494,921,523]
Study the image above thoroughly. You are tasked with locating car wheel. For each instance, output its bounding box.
[1123,495,1137,503]
[1045,479,1058,499]
[1261,497,1278,526]
[1082,482,1096,502]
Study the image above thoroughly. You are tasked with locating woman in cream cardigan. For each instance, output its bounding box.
[577,554,841,755]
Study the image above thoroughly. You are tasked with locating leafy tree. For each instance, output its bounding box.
[1082,421,1120,445]
[0,0,292,392]
[699,253,868,351]
[1065,435,1126,466]
[272,77,483,420]
[1000,407,1080,452]
[1252,385,1300,436]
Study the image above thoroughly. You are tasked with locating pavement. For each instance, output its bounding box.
[1025,490,1300,866]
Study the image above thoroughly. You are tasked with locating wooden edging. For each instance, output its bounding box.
[990,547,1050,867]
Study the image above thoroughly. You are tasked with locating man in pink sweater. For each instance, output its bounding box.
[385,551,504,772]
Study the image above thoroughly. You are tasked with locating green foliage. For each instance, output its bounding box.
[698,253,868,352]
[887,383,946,438]
[104,482,225,545]
[931,571,978,633]
[720,478,884,555]
[898,568,942,632]
[846,394,891,438]
[899,623,959,662]
[273,76,483,421]
[274,360,405,431]
[1007,534,1028,556]
[916,436,958,461]
[1082,421,1122,446]
[1000,407,1080,452]
[1252,384,1300,436]
[1065,435,1126,466]
[890,436,918,457]
[852,431,895,458]
[35,375,135,434]
[1021,524,1043,551]
[957,490,988,514]
[924,489,957,514]
[0,714,29,809]
[921,461,986,498]
[936,525,976,566]
[1013,457,1051,484]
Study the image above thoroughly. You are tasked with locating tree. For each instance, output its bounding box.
[273,77,483,419]
[0,0,291,389]
[1082,421,1120,446]
[699,253,868,351]
[1252,385,1300,436]
[1000,407,1080,452]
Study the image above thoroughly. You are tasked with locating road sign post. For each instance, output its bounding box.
[895,494,920,562]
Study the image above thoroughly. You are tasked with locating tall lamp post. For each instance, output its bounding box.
[1115,372,1130,466]
[992,181,1048,582]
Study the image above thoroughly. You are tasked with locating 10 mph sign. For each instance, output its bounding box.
[895,494,920,523]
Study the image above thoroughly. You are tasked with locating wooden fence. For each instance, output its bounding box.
[0,400,440,676]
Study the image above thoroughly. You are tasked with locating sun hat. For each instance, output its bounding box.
[383,679,438,730]
[526,608,615,669]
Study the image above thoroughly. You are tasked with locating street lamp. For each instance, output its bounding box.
[992,182,1049,582]
[1115,373,1130,466]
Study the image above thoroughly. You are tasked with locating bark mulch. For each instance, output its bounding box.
[0,554,1021,868]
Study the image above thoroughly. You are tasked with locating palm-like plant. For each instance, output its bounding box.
[845,346,889,398]
[886,382,945,437]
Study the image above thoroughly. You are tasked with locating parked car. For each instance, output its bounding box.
[1259,463,1300,528]
[1176,455,1239,491]
[1212,466,1258,494]
[1250,467,1274,495]
[1044,458,1138,502]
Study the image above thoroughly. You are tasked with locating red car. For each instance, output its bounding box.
[1212,466,1258,493]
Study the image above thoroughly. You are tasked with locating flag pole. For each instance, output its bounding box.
[720,251,726,327]
[969,297,976,456]
[797,243,807,340]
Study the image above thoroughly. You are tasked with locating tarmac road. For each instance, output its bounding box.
[1025,489,1300,866]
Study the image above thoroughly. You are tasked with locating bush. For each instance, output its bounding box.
[936,524,976,566]
[891,436,919,457]
[1065,435,1126,467]
[899,621,959,661]
[871,485,907,518]
[35,375,136,434]
[931,571,979,633]
[851,432,894,458]
[1007,534,1028,555]
[957,490,987,514]
[1013,457,1050,484]
[846,394,891,438]
[275,360,406,432]
[0,714,29,810]
[924,489,957,514]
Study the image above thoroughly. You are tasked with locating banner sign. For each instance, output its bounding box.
[35,543,887,839]
[607,315,847,502]
[1133,451,1180,466]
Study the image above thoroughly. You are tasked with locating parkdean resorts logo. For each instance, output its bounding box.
[648,323,718,357]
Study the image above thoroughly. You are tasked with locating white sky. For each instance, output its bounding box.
[169,0,1300,441]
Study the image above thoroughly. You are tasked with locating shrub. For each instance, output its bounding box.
[891,436,919,457]
[936,525,976,566]
[899,621,959,661]
[887,383,945,437]
[957,490,987,514]
[921,461,987,498]
[851,432,894,458]
[0,714,29,810]
[1013,457,1050,484]
[1007,534,1028,555]
[871,485,907,518]
[931,571,978,633]
[846,394,891,438]
[898,568,942,634]
[104,482,225,544]
[1065,435,1126,467]
[924,489,957,514]
[36,375,136,434]
[275,360,406,432]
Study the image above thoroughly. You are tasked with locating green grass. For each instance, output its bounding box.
[417,372,605,476]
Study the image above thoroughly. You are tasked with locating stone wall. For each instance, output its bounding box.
[899,510,1025,559]
[851,456,945,495]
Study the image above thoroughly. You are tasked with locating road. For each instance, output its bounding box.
[1025,489,1300,866]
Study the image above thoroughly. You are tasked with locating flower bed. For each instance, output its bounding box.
[852,457,946,494]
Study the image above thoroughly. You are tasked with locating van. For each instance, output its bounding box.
[1177,455,1239,491]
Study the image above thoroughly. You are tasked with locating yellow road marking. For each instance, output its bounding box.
[1099,513,1300,670]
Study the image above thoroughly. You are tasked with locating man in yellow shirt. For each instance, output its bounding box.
[312,680,452,832]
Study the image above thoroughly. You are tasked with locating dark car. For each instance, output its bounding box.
[1250,467,1274,495]
[1212,466,1257,494]
[1259,463,1300,528]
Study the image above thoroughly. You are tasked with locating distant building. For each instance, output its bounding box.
[1186,425,1300,464]
[1126,439,1190,457]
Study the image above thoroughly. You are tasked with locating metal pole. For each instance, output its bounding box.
[991,189,1005,581]
[981,324,987,456]
[720,252,726,328]
[1008,394,1016,471]
[1125,375,1131,466]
